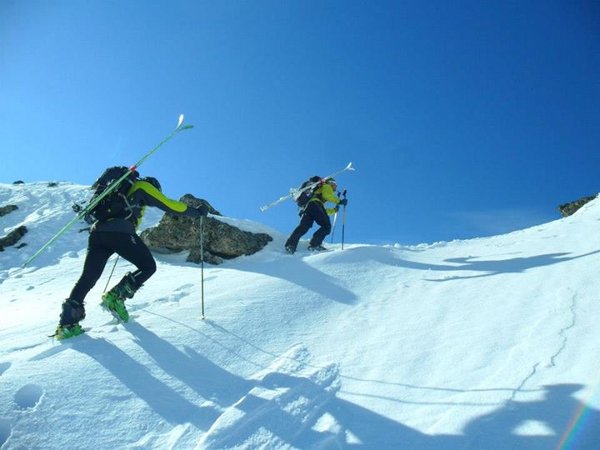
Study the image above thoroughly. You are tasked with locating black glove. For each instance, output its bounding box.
[339,198,348,206]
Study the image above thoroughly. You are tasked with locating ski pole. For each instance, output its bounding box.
[330,210,339,243]
[103,256,120,292]
[330,190,342,243]
[200,215,205,320]
[341,190,347,250]
[22,114,193,268]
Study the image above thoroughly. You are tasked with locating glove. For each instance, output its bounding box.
[339,198,348,206]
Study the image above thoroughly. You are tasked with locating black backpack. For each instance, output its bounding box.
[295,176,322,208]
[85,166,139,223]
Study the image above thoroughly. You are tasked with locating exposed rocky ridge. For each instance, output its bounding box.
[0,226,28,252]
[558,195,597,217]
[0,205,18,218]
[0,205,27,251]
[140,194,272,265]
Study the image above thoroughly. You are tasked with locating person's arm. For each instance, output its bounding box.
[129,181,207,218]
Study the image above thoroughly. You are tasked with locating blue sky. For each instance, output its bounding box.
[1,1,599,245]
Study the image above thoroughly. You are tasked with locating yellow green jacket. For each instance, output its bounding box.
[308,183,340,215]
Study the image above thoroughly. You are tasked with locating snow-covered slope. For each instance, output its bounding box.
[1,182,599,449]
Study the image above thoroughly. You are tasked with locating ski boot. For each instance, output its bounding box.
[54,299,86,340]
[308,244,328,252]
[101,273,136,322]
[54,323,85,340]
[285,244,296,255]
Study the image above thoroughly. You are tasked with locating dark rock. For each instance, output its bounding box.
[140,194,272,265]
[179,194,222,216]
[0,205,18,217]
[0,225,28,250]
[12,181,24,185]
[48,182,59,187]
[558,195,597,217]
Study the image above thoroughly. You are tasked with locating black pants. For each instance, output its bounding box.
[69,231,156,304]
[285,201,331,250]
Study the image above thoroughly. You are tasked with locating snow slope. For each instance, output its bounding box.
[1,182,599,449]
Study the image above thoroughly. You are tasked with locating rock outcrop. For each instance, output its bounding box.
[0,205,18,218]
[558,195,597,217]
[0,226,28,252]
[141,194,272,265]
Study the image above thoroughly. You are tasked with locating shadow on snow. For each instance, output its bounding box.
[71,327,599,450]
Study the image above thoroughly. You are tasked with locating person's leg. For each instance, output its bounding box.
[102,233,156,303]
[60,232,113,326]
[285,212,314,252]
[100,233,155,321]
[309,204,332,248]
[113,233,156,292]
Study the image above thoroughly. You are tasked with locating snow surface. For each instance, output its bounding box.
[1,181,599,450]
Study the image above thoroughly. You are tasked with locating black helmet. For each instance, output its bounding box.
[142,176,161,192]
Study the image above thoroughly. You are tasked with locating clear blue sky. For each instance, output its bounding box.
[1,1,599,245]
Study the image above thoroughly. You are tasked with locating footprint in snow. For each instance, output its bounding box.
[155,291,189,304]
[0,382,44,448]
[175,283,194,292]
[14,384,44,410]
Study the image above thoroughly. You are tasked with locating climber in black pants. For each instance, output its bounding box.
[55,174,208,339]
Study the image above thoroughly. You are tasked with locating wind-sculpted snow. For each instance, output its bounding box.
[198,345,340,450]
[0,182,599,449]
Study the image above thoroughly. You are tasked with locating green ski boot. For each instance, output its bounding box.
[53,323,85,340]
[102,272,137,322]
[101,291,130,322]
[53,299,86,339]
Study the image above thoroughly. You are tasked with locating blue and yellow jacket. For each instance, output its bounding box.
[92,180,203,234]
[308,183,341,215]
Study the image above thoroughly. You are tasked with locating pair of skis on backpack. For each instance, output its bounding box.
[50,292,130,340]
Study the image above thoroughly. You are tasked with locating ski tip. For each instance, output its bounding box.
[177,114,185,128]
[346,162,355,171]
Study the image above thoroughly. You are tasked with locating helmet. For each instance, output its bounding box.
[142,176,161,192]
[327,178,337,186]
